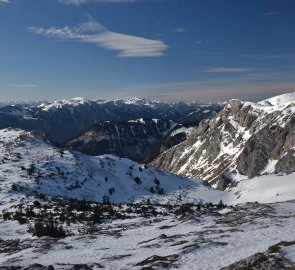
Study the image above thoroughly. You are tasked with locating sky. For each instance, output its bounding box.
[1,0,295,102]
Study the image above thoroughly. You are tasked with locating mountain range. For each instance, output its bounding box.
[0,97,221,142]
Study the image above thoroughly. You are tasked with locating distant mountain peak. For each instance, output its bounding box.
[38,97,93,111]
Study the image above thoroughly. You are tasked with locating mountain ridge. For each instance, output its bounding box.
[0,97,222,142]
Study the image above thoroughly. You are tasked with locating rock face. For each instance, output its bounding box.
[221,240,295,270]
[0,97,221,142]
[66,119,191,163]
[152,93,295,188]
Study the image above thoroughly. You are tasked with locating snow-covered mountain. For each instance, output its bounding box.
[258,92,295,106]
[0,100,46,108]
[152,92,295,190]
[66,119,193,163]
[0,97,222,142]
[0,128,226,206]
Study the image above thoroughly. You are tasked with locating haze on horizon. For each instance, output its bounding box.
[1,0,295,103]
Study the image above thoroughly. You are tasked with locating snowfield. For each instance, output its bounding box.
[228,173,295,204]
[0,200,294,269]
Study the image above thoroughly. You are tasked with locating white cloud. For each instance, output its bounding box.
[27,19,168,57]
[0,0,10,5]
[201,67,254,73]
[59,0,142,5]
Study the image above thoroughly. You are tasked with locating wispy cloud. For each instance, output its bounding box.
[171,27,186,33]
[11,84,39,88]
[201,67,255,73]
[59,0,144,5]
[263,12,278,17]
[0,0,10,5]
[195,40,210,45]
[27,19,168,57]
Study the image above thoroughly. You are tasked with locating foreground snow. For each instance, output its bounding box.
[0,200,294,269]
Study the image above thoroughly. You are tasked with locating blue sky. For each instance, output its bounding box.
[1,0,295,102]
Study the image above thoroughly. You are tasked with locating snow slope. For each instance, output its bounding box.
[1,128,295,207]
[259,91,295,106]
[228,173,295,204]
[0,128,228,207]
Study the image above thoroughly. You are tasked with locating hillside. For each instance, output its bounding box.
[66,119,193,163]
[0,128,226,207]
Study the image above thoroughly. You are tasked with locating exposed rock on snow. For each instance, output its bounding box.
[152,92,295,189]
[221,240,295,270]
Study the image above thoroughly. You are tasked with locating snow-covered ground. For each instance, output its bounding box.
[0,127,295,269]
[282,244,295,263]
[0,200,294,269]
[228,173,295,204]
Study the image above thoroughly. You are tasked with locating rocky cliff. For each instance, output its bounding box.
[152,93,295,189]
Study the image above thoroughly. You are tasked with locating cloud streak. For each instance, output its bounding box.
[27,19,168,58]
[171,28,186,33]
[195,40,210,45]
[201,67,254,73]
[11,84,40,88]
